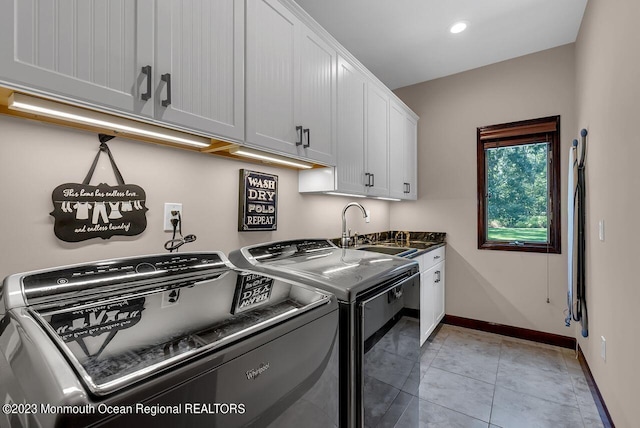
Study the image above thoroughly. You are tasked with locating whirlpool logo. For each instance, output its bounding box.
[245,362,270,380]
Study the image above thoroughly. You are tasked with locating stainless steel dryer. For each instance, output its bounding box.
[228,239,420,428]
[0,252,339,428]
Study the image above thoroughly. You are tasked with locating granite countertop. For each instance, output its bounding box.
[331,231,446,258]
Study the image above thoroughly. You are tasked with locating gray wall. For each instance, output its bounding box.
[392,44,576,337]
[574,0,640,425]
[0,115,390,278]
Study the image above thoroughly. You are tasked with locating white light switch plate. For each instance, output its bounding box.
[598,219,605,241]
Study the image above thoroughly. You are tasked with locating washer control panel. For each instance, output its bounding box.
[21,253,227,304]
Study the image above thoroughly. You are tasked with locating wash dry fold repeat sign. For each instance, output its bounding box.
[238,169,278,231]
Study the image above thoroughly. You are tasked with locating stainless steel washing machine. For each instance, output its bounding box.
[0,252,339,428]
[229,239,420,428]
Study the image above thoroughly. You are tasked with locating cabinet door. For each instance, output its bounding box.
[365,84,390,197]
[420,266,437,346]
[404,115,418,200]
[0,0,150,115]
[434,261,445,323]
[336,56,366,194]
[298,26,336,165]
[389,101,406,199]
[155,0,244,140]
[246,0,299,153]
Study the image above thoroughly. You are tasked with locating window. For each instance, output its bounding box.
[477,116,561,253]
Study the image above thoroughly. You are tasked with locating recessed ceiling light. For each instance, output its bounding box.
[450,22,467,34]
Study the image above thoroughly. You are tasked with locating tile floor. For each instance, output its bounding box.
[365,318,605,428]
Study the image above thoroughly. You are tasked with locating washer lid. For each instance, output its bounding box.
[229,239,418,301]
[29,265,332,396]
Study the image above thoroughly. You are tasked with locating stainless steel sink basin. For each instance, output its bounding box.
[356,245,418,257]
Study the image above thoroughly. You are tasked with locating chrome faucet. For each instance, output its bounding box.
[341,202,369,248]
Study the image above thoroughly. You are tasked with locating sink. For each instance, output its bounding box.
[356,245,418,257]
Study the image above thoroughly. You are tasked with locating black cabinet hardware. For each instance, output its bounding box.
[141,65,152,101]
[161,73,172,107]
[303,128,310,148]
[296,126,303,146]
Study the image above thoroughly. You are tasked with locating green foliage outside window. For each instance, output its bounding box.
[486,142,549,243]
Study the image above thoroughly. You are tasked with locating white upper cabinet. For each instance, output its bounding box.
[365,84,390,197]
[389,100,418,200]
[389,102,406,199]
[155,0,244,140]
[298,25,336,165]
[336,56,367,194]
[246,0,336,165]
[301,55,418,199]
[404,114,418,199]
[0,0,144,114]
[1,0,415,170]
[0,0,244,142]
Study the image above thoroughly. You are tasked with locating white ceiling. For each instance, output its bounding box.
[295,0,588,89]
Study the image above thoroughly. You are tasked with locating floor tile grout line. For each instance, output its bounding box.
[487,337,504,426]
[427,364,497,387]
[418,396,493,425]
[563,349,603,423]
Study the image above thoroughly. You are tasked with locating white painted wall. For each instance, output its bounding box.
[392,44,576,337]
[0,115,389,278]
[574,0,640,426]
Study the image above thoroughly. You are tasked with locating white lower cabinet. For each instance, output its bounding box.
[418,246,446,346]
[420,266,436,345]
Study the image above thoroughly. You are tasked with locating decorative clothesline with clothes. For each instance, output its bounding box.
[54,200,145,224]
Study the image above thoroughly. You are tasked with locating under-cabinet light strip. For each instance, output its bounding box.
[8,93,211,148]
[326,192,366,198]
[231,148,313,169]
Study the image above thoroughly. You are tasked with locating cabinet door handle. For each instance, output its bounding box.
[434,255,441,260]
[364,173,371,187]
[296,126,303,146]
[141,65,152,101]
[303,128,310,148]
[161,73,172,107]
[370,173,375,187]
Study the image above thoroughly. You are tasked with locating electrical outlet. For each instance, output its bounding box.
[164,203,182,232]
[601,336,606,361]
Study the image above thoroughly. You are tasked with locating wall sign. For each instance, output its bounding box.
[50,137,148,242]
[238,169,278,231]
[231,273,274,315]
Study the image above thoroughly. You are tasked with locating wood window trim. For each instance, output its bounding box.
[477,116,561,254]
